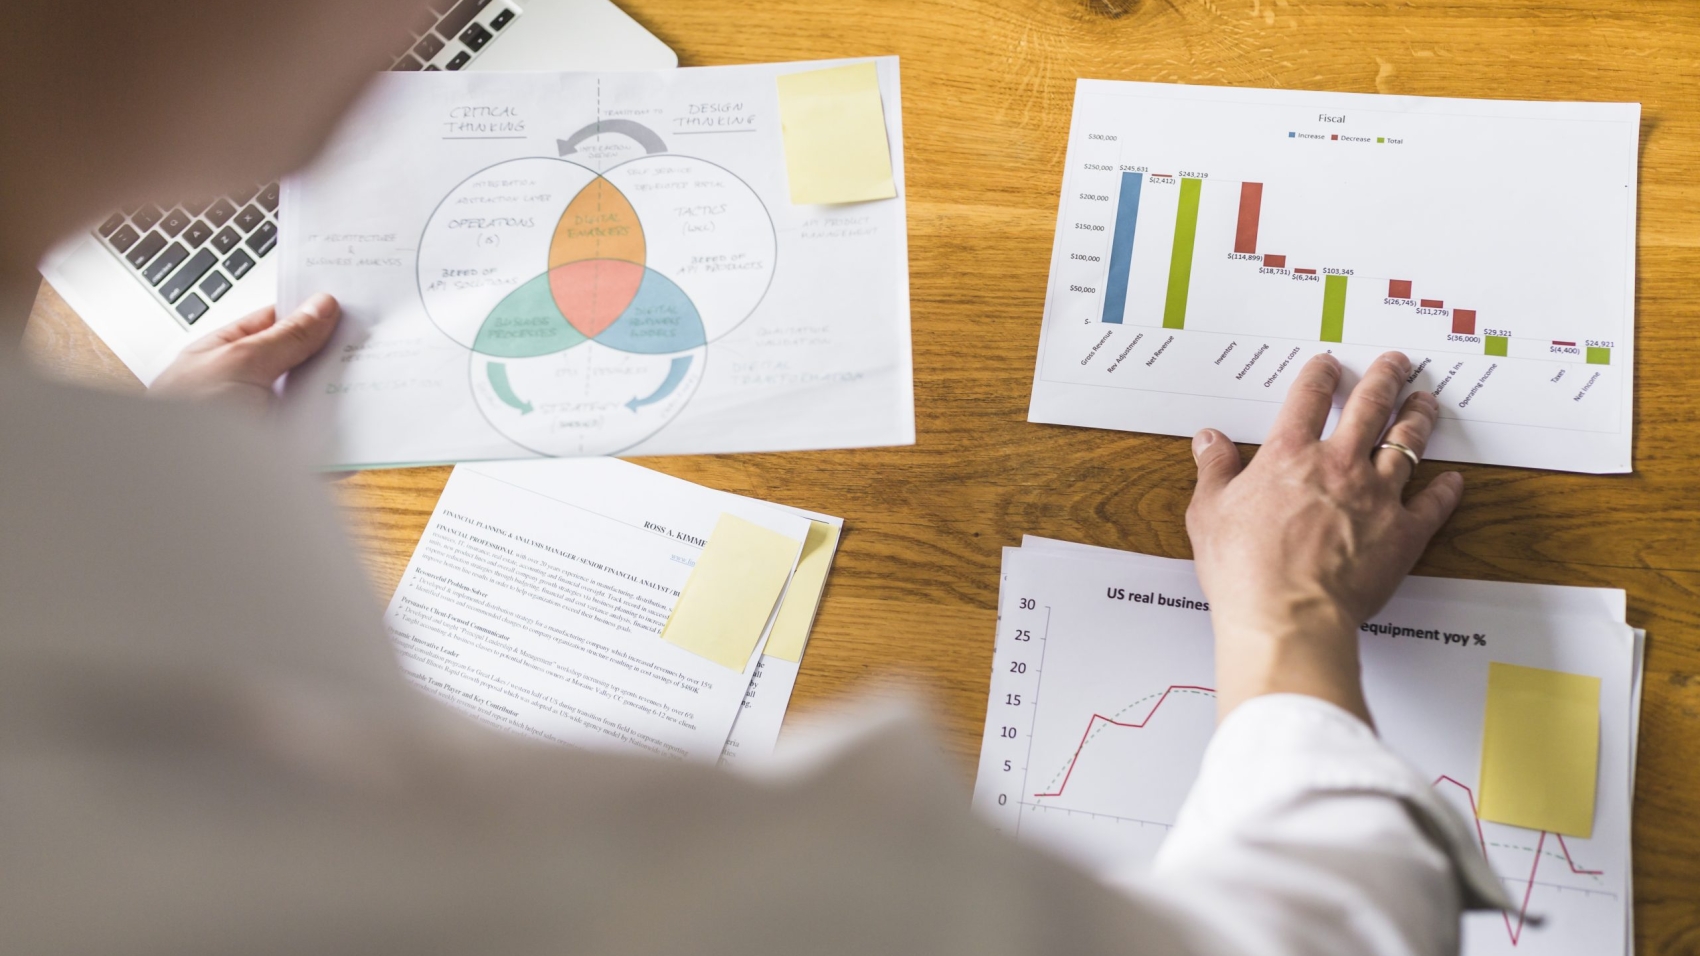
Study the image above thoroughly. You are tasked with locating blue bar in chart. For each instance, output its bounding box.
[1100,171,1143,324]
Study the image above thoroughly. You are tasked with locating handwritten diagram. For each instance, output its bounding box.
[417,124,776,456]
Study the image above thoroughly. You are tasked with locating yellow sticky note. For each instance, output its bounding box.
[764,521,841,663]
[661,514,801,671]
[1478,662,1601,838]
[776,61,897,205]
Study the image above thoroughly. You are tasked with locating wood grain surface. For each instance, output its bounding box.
[21,1,1700,950]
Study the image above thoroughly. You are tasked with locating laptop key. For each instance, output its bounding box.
[414,32,445,61]
[133,204,164,232]
[108,224,140,253]
[143,242,190,286]
[175,293,210,325]
[210,226,242,255]
[258,183,280,211]
[425,65,441,71]
[459,22,493,51]
[159,208,191,238]
[229,184,259,205]
[233,204,266,233]
[182,220,214,248]
[204,198,237,227]
[125,231,167,269]
[200,270,233,302]
[490,7,514,30]
[445,50,472,70]
[181,197,213,216]
[98,213,125,237]
[395,54,424,71]
[160,249,219,303]
[223,249,256,279]
[246,221,278,257]
[436,0,491,41]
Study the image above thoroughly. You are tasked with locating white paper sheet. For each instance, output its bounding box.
[975,543,1637,956]
[384,458,809,762]
[280,60,912,467]
[1028,81,1639,474]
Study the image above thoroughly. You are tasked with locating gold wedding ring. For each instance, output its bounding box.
[1376,440,1422,473]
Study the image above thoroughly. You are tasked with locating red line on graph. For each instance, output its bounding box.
[1032,685,1216,798]
[1432,774,1602,946]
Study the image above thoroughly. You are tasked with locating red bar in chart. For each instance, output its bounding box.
[1553,340,1577,347]
[1294,268,1318,275]
[1388,279,1413,299]
[1420,298,1445,309]
[1452,309,1477,335]
[1234,182,1264,254]
[1262,254,1286,268]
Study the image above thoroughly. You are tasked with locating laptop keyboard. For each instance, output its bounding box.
[93,0,521,326]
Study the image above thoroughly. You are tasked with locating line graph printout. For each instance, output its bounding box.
[1029,81,1640,473]
[280,60,912,468]
[972,544,1640,955]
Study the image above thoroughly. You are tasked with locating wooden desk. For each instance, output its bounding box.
[23,1,1700,949]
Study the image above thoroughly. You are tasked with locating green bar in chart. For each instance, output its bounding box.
[1162,177,1203,330]
[1485,335,1509,357]
[1319,274,1348,343]
[1587,346,1612,365]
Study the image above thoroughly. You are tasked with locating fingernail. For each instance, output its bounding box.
[1391,352,1412,374]
[1192,430,1214,460]
[300,292,336,321]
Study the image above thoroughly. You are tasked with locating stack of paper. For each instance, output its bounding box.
[383,457,841,766]
[972,537,1643,956]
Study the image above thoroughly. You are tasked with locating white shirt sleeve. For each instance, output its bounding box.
[1121,694,1513,956]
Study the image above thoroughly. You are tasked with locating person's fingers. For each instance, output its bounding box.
[1191,429,1243,501]
[218,304,282,343]
[1333,352,1412,456]
[1373,391,1440,484]
[1268,353,1342,445]
[1404,471,1464,537]
[231,293,340,383]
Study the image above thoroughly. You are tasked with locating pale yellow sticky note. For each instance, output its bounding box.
[764,521,842,663]
[775,61,897,205]
[661,514,801,671]
[1478,662,1601,838]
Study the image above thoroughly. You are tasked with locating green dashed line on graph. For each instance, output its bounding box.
[1034,687,1215,794]
[1485,841,1606,884]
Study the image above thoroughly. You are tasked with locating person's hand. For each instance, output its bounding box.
[1186,351,1463,726]
[151,293,340,413]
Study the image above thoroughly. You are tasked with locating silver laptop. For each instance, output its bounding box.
[39,0,677,384]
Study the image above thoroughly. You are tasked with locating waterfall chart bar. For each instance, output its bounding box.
[1162,177,1203,330]
[1453,309,1477,335]
[1320,274,1348,343]
[1234,182,1263,254]
[1420,298,1445,309]
[1388,279,1412,299]
[1262,254,1286,268]
[1588,347,1612,365]
[1099,171,1143,325]
[1485,335,1509,357]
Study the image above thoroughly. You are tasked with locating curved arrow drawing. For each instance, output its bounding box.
[487,362,533,415]
[626,356,693,412]
[558,119,667,157]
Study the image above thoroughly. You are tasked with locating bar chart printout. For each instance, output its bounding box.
[1029,80,1640,473]
[972,541,1640,956]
